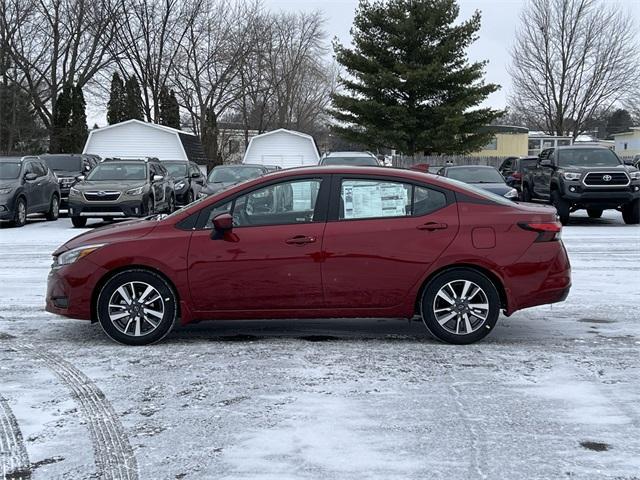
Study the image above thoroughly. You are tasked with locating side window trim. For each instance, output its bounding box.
[327,174,453,222]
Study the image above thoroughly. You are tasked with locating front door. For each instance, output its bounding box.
[187,176,329,312]
[321,177,459,309]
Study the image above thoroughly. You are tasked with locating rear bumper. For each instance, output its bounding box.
[69,199,145,218]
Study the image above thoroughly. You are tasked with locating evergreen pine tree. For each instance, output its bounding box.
[107,72,125,124]
[123,77,144,121]
[606,109,633,138]
[70,84,88,151]
[51,83,73,153]
[331,0,502,156]
[159,86,181,129]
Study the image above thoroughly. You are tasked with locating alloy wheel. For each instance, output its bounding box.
[432,280,489,335]
[107,281,165,337]
[17,200,26,225]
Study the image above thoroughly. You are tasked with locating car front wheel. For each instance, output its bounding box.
[551,191,570,225]
[71,216,87,228]
[96,269,178,345]
[10,197,27,227]
[420,268,500,344]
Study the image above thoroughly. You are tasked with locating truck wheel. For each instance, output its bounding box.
[587,208,603,219]
[622,199,640,225]
[551,191,570,225]
[71,216,87,228]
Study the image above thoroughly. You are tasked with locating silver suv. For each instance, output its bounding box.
[68,158,175,227]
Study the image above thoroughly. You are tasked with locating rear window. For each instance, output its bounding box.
[437,176,516,207]
[41,155,81,172]
[322,156,379,166]
[446,167,504,184]
[208,167,264,183]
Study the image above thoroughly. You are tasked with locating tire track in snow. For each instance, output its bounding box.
[0,394,31,480]
[1,334,138,480]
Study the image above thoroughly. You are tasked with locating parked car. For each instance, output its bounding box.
[262,165,282,173]
[46,166,570,346]
[163,160,206,206]
[498,156,539,199]
[68,157,175,228]
[41,154,100,209]
[0,156,60,227]
[320,151,380,166]
[197,164,270,199]
[522,146,640,224]
[436,165,519,200]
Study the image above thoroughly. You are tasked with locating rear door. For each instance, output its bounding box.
[187,175,330,312]
[321,175,459,309]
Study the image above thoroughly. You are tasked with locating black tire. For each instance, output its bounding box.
[9,197,27,227]
[551,191,570,225]
[185,190,194,205]
[587,208,603,219]
[96,269,178,346]
[522,184,532,202]
[165,194,175,213]
[144,196,154,215]
[71,216,87,228]
[420,268,501,345]
[45,194,60,221]
[622,199,640,225]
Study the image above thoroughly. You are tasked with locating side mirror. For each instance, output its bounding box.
[24,172,38,181]
[213,213,233,232]
[76,175,85,181]
[623,159,635,166]
[84,164,91,171]
[153,174,164,182]
[539,159,553,168]
[191,172,200,178]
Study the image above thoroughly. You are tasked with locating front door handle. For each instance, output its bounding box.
[417,222,448,231]
[285,235,317,245]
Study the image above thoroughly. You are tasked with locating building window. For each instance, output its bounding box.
[483,137,498,150]
[557,139,571,146]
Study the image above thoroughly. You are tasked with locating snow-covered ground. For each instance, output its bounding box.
[0,211,639,480]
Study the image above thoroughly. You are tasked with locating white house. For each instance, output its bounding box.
[242,128,319,168]
[613,127,640,157]
[83,119,207,166]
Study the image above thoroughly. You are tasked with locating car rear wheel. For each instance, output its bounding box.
[71,216,87,228]
[45,194,60,221]
[587,208,603,219]
[96,269,178,345]
[420,268,500,344]
[622,199,640,225]
[10,197,27,227]
[166,195,175,213]
[551,191,570,225]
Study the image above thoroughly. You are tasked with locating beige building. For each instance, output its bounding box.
[613,128,640,157]
[471,125,529,157]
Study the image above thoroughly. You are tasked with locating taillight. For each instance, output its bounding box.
[518,221,562,242]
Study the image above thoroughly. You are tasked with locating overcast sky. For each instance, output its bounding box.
[264,0,640,110]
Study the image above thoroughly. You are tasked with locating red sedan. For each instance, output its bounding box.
[46,166,571,345]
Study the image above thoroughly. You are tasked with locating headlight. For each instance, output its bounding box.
[0,187,12,195]
[504,188,518,199]
[69,187,80,196]
[629,171,640,180]
[562,172,581,181]
[54,244,107,268]
[174,181,186,190]
[126,186,145,195]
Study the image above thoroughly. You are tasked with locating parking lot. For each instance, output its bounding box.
[1,213,639,479]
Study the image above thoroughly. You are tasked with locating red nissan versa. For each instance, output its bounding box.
[46,166,571,345]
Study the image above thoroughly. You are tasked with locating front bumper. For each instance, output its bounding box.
[46,259,108,321]
[68,199,145,218]
[561,184,640,208]
[0,195,16,220]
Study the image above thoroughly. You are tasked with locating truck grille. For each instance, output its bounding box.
[84,191,121,202]
[583,172,629,187]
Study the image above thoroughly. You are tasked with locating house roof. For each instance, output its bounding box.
[250,128,316,141]
[612,127,640,138]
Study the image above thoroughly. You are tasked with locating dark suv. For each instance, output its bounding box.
[0,156,61,227]
[41,154,100,209]
[498,156,539,199]
[522,146,640,224]
[164,160,206,205]
[68,158,175,227]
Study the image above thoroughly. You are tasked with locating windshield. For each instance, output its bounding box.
[87,163,147,181]
[446,167,504,184]
[557,149,621,167]
[208,166,264,183]
[165,163,188,178]
[41,155,81,172]
[322,156,379,166]
[0,163,21,180]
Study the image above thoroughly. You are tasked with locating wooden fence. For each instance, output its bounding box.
[393,155,509,169]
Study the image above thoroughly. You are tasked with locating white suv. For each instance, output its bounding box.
[319,151,381,166]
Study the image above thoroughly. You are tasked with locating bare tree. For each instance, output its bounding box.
[508,0,640,138]
[0,0,120,150]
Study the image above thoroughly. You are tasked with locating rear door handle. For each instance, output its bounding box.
[417,222,448,231]
[285,235,317,245]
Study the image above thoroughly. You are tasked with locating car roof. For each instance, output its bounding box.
[215,164,266,169]
[553,145,612,150]
[444,165,498,170]
[324,151,376,158]
[40,153,82,157]
[0,156,26,162]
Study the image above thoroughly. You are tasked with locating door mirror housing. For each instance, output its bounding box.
[191,172,200,178]
[153,174,164,182]
[76,175,85,181]
[213,213,233,232]
[24,172,38,181]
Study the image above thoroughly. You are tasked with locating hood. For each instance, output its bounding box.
[560,164,632,173]
[74,180,146,191]
[472,183,512,196]
[53,219,156,255]
[0,181,19,191]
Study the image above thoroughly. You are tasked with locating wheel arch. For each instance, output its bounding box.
[414,263,508,315]
[91,265,181,323]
